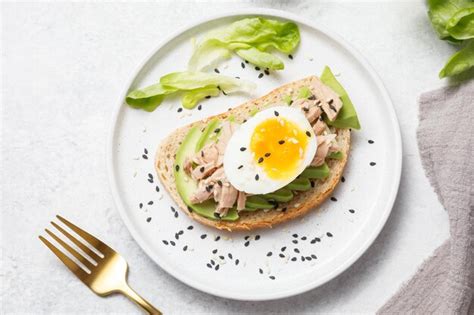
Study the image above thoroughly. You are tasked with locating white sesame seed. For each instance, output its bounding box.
[294,203,301,208]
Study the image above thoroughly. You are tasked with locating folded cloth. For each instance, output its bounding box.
[379,82,474,314]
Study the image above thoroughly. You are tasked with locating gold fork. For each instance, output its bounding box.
[39,215,161,315]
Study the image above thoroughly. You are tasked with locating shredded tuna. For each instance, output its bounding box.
[236,191,247,211]
[215,184,238,216]
[311,134,337,166]
[310,77,342,121]
[190,162,216,181]
[190,181,213,204]
[312,118,327,135]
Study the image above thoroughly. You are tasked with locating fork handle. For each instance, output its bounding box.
[120,284,162,315]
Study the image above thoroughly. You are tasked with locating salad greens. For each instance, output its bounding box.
[188,17,300,71]
[126,71,255,111]
[427,0,474,78]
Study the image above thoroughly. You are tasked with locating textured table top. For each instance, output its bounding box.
[1,1,452,314]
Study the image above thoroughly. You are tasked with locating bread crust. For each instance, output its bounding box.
[155,76,351,231]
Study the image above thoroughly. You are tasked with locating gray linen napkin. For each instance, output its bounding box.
[379,82,474,314]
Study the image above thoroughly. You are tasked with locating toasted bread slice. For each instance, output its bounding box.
[156,76,350,231]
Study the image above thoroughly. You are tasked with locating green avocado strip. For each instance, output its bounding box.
[195,119,220,152]
[175,126,238,221]
[262,188,294,202]
[285,178,311,191]
[327,151,344,160]
[245,196,275,210]
[300,163,330,179]
[297,86,312,99]
[320,66,361,130]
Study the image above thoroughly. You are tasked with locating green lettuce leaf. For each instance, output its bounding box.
[181,86,220,109]
[126,71,255,111]
[320,66,361,130]
[126,83,177,112]
[188,17,300,71]
[446,7,474,39]
[428,0,473,41]
[439,39,474,77]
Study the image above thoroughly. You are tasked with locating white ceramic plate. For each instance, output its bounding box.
[107,9,402,301]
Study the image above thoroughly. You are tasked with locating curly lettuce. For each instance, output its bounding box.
[188,17,300,71]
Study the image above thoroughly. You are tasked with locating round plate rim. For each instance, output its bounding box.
[106,8,402,301]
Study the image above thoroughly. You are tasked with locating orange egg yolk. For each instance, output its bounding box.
[250,117,309,180]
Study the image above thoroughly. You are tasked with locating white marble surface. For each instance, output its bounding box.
[1,1,453,314]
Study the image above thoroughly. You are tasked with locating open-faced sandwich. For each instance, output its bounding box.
[156,66,360,231]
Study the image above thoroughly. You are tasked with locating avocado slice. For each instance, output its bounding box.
[195,118,220,152]
[298,86,312,99]
[175,126,238,221]
[300,163,330,179]
[327,151,344,160]
[320,66,361,130]
[245,196,275,210]
[282,94,292,105]
[262,188,294,202]
[286,178,311,191]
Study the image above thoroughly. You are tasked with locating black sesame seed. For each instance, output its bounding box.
[207,263,212,268]
[301,236,307,241]
[255,235,260,241]
[139,203,143,209]
[217,180,223,187]
[183,245,188,251]
[144,148,148,154]
[274,111,279,117]
[228,253,233,259]
[148,173,153,179]
[306,131,311,137]
[214,128,221,134]
[267,251,272,257]
[349,209,355,213]
[265,152,271,157]
[177,107,183,113]
[370,162,376,166]
[244,241,250,247]
[178,230,184,235]
[175,233,179,240]
[142,154,148,159]
[308,95,316,100]
[330,197,337,202]
[289,100,294,105]
[212,249,218,254]
[306,256,312,261]
[198,104,202,110]
[311,254,317,259]
[279,253,285,258]
[219,255,225,260]
[214,68,220,73]
[175,165,179,172]
[310,239,316,244]
[258,157,264,163]
[278,140,285,145]
[148,178,153,183]
[329,104,337,112]
[368,140,374,144]
[259,268,263,274]
[205,95,211,99]
[215,236,221,241]
[245,60,249,64]
[174,211,179,218]
[255,66,260,71]
[288,54,293,59]
[235,76,240,79]
[187,225,194,230]
[301,256,305,261]
[328,99,334,105]
[244,235,250,240]
[170,241,176,246]
[255,174,259,181]
[240,147,246,152]
[294,248,300,253]
[282,207,287,212]
[210,259,215,265]
[238,165,243,169]
[170,206,175,212]
[146,217,151,222]
[215,265,220,271]
[341,176,345,183]
[241,62,245,69]
[281,246,287,252]
[235,259,240,265]
[200,234,207,239]
[292,234,298,238]
[264,69,270,75]
[311,181,315,188]
[155,186,160,192]
[292,240,298,244]
[327,232,333,237]
[148,201,153,205]
[200,166,205,173]
[291,257,297,262]
[258,73,264,79]
[315,237,321,242]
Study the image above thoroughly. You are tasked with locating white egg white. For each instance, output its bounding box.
[223,106,317,195]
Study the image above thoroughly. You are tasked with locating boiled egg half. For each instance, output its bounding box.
[224,106,317,194]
